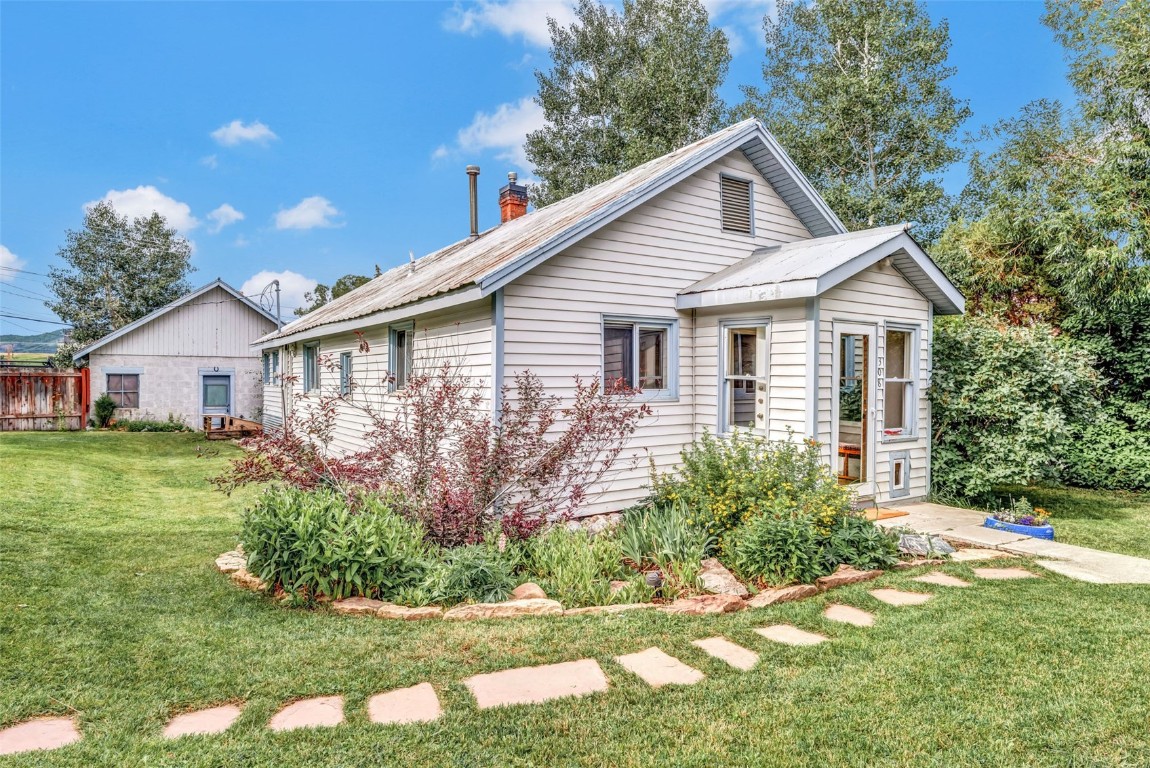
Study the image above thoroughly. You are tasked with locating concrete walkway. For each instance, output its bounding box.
[883,502,1150,585]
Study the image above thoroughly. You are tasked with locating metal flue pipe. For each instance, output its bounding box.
[466,165,480,238]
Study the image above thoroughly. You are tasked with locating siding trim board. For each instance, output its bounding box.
[492,289,505,416]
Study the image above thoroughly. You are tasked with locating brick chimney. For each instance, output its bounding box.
[499,172,529,223]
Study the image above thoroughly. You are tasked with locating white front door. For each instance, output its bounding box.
[831,322,876,498]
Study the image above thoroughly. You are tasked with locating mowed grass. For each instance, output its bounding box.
[2,433,1150,768]
[995,485,1150,559]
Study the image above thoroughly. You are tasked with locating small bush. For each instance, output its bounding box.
[724,508,826,586]
[819,514,900,571]
[654,430,852,538]
[420,543,518,604]
[241,486,428,602]
[93,394,116,428]
[1063,408,1150,491]
[521,527,651,608]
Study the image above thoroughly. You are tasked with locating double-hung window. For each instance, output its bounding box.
[602,317,677,398]
[106,373,140,408]
[721,321,768,431]
[883,327,918,437]
[262,353,272,384]
[389,323,414,391]
[339,351,352,395]
[302,343,319,392]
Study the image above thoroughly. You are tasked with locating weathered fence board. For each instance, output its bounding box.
[0,369,89,431]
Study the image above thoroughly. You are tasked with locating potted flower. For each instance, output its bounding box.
[984,497,1054,540]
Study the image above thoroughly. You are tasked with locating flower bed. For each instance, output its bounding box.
[985,497,1054,540]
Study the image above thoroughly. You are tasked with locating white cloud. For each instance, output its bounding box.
[207,203,245,233]
[444,0,575,47]
[0,245,27,282]
[200,154,219,169]
[233,235,250,248]
[87,185,199,232]
[438,96,545,171]
[274,196,342,230]
[241,269,319,318]
[211,119,278,147]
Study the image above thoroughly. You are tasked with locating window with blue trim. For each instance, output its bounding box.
[303,343,319,392]
[602,317,677,398]
[389,323,414,391]
[339,351,352,395]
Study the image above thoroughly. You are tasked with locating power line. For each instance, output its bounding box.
[0,265,49,277]
[0,312,70,326]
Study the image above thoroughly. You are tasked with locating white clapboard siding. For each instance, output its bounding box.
[97,286,274,358]
[815,262,932,502]
[270,300,493,457]
[503,149,813,515]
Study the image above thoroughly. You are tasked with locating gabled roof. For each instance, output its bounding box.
[257,118,848,346]
[677,224,965,315]
[74,278,279,360]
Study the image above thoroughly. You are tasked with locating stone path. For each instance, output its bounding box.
[883,501,1150,584]
[0,563,1046,756]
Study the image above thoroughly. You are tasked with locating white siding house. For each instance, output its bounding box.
[75,279,279,429]
[254,119,963,512]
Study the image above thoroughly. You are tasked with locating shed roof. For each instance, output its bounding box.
[257,118,847,346]
[677,224,965,315]
[74,278,278,360]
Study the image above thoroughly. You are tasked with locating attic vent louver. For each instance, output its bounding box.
[720,176,753,235]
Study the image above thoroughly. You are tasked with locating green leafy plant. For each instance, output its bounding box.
[653,429,853,537]
[819,514,901,571]
[241,486,428,602]
[520,527,651,608]
[117,418,191,432]
[619,499,714,598]
[724,507,827,586]
[420,543,518,605]
[93,394,116,428]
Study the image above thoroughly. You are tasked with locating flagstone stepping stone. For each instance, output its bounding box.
[463,659,608,709]
[746,584,819,608]
[658,593,744,615]
[268,696,344,732]
[691,636,759,671]
[950,548,1010,562]
[816,565,882,590]
[913,572,971,588]
[824,604,876,627]
[699,558,750,597]
[615,647,705,688]
[368,683,442,725]
[510,582,548,600]
[972,567,1038,580]
[869,588,933,607]
[215,550,246,574]
[1,716,79,756]
[0,717,81,756]
[163,704,243,739]
[754,624,828,646]
[443,598,563,621]
[331,597,386,616]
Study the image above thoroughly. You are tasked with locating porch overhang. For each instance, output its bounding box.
[676,224,965,315]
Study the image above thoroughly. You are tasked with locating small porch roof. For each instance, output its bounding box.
[676,224,964,315]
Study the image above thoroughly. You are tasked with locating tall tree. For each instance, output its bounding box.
[47,201,193,366]
[294,270,377,317]
[739,0,970,239]
[526,0,730,207]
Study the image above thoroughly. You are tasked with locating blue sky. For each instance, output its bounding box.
[0,0,1073,333]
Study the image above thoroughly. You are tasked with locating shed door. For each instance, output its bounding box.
[202,375,232,420]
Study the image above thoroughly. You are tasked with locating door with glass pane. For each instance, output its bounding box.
[832,323,875,496]
[201,374,232,429]
[722,322,768,432]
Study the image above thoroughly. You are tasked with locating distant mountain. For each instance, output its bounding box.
[0,329,66,352]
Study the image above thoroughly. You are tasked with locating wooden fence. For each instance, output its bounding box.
[0,368,89,431]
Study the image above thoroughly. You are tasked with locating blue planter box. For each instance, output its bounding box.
[984,516,1055,540]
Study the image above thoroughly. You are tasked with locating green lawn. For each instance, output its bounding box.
[995,485,1150,558]
[3,433,1150,767]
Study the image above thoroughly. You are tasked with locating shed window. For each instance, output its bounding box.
[602,318,677,398]
[722,323,768,431]
[106,373,139,408]
[303,343,319,392]
[389,324,413,391]
[883,328,917,436]
[263,350,280,384]
[720,176,753,234]
[339,351,352,395]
